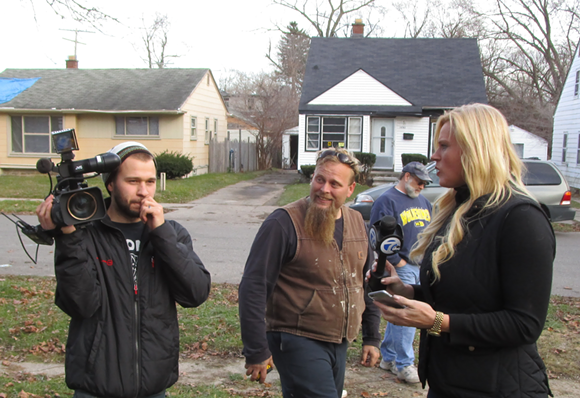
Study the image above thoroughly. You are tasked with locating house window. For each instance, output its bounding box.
[205,118,210,145]
[575,70,580,98]
[562,132,568,162]
[115,116,159,136]
[322,117,347,149]
[513,143,524,158]
[348,117,362,151]
[11,115,63,153]
[307,117,320,150]
[214,119,218,138]
[191,116,197,140]
[307,116,363,151]
[577,133,580,165]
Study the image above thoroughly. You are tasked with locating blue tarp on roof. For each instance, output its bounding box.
[0,77,40,104]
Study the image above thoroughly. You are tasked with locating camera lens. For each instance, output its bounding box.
[67,191,98,221]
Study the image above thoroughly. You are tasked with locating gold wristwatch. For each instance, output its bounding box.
[427,311,444,337]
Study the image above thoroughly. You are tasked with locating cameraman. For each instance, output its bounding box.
[36,142,211,398]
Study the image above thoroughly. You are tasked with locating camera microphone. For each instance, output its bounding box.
[63,152,120,176]
[36,158,54,174]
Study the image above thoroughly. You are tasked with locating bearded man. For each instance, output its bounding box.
[238,149,381,398]
[369,161,432,384]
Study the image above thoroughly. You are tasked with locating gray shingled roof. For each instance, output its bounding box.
[0,68,210,111]
[300,37,487,114]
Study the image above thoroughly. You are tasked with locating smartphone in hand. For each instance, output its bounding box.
[368,290,405,309]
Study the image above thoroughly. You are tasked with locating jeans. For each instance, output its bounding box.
[267,331,348,398]
[380,263,420,371]
[73,389,166,398]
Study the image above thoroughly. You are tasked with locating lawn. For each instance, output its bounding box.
[0,275,579,397]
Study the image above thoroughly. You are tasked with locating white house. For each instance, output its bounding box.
[509,125,548,160]
[298,23,488,171]
[552,41,580,189]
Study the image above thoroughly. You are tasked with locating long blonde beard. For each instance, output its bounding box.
[304,199,339,246]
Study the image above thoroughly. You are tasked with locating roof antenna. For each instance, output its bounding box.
[60,28,94,67]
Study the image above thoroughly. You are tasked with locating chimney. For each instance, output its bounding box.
[66,55,78,69]
[351,18,365,37]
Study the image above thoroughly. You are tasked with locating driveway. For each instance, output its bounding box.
[163,170,301,283]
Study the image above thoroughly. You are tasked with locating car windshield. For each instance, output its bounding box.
[522,162,562,186]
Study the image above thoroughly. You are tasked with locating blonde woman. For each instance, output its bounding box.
[374,103,554,397]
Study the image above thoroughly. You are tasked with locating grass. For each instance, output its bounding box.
[0,200,41,215]
[0,275,579,397]
[552,221,580,232]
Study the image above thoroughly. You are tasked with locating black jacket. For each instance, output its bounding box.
[54,216,211,398]
[415,191,554,397]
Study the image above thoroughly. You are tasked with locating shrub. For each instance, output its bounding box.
[353,152,376,186]
[401,153,428,166]
[155,150,194,179]
[300,165,316,180]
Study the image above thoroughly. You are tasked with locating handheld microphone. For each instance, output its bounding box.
[368,215,403,292]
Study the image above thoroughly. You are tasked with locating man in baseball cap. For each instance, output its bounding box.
[369,161,433,384]
[401,161,432,187]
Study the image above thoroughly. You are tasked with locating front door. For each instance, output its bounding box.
[371,119,394,169]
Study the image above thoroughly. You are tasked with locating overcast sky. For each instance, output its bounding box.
[2,0,290,82]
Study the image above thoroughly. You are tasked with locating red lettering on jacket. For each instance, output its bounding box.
[96,256,113,266]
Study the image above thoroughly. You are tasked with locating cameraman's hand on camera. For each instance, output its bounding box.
[36,195,76,234]
[140,197,164,230]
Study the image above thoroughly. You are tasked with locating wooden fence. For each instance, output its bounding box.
[209,138,257,173]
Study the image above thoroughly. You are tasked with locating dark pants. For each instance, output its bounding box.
[267,331,348,398]
[73,389,166,398]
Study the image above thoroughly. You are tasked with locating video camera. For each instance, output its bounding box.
[36,128,121,227]
[2,129,121,258]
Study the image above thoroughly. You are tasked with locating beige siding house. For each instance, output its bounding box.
[0,68,227,175]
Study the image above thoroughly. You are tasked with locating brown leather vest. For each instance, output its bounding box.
[266,198,369,343]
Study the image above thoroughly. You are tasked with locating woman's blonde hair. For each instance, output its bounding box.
[410,103,533,281]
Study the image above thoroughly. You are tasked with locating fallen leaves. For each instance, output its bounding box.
[17,390,43,398]
[28,338,66,355]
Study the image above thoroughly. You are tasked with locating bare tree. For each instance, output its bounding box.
[225,71,298,169]
[140,14,178,69]
[272,0,385,37]
[485,0,579,106]
[399,0,580,143]
[266,21,311,96]
[25,0,118,29]
[392,0,433,38]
